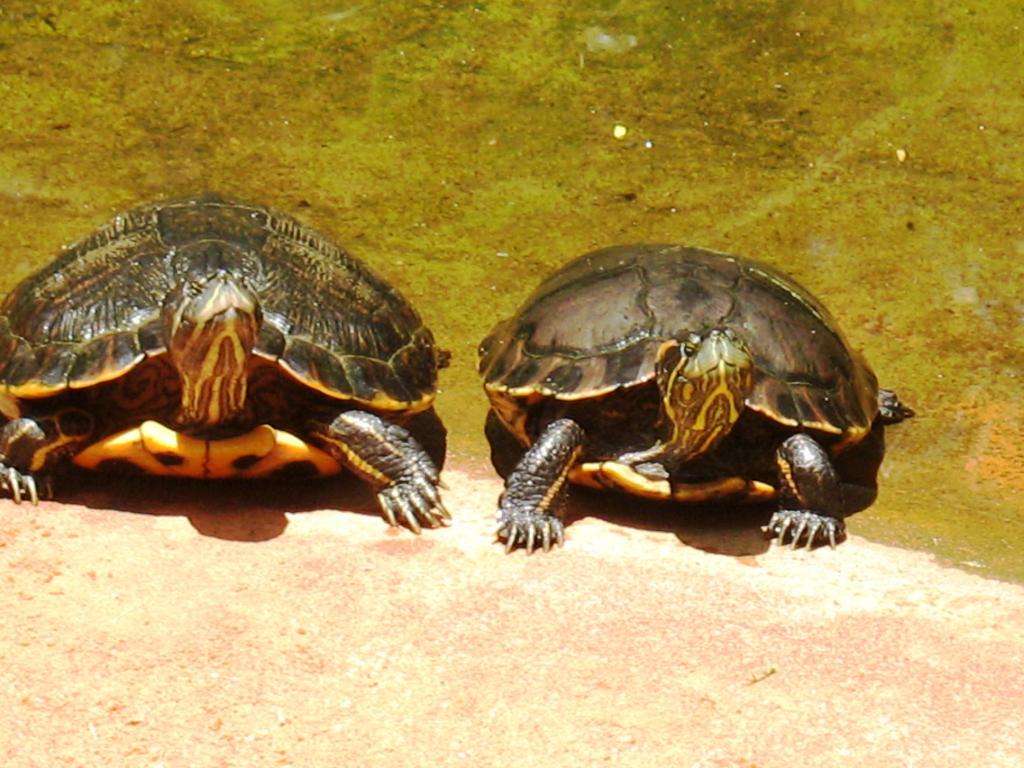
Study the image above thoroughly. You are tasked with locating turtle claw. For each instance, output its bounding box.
[503,525,517,554]
[496,512,565,554]
[380,500,399,529]
[377,477,449,534]
[1,464,40,505]
[764,510,844,550]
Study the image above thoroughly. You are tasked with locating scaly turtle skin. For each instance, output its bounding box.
[478,244,913,553]
[0,194,450,533]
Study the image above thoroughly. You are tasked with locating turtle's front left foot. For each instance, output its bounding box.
[312,410,449,535]
[377,468,450,534]
[764,509,844,549]
[0,463,40,505]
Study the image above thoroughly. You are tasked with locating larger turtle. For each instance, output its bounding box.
[0,194,449,533]
[478,244,912,553]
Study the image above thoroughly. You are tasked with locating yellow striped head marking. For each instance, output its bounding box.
[164,272,262,427]
[656,328,754,463]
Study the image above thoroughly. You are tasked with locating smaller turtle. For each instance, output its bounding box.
[478,244,913,553]
[0,194,450,533]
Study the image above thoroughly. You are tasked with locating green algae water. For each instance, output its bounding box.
[0,2,1020,579]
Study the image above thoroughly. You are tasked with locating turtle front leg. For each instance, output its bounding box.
[0,409,95,504]
[764,433,845,549]
[497,418,584,554]
[309,410,449,534]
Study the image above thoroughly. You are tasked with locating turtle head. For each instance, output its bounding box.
[163,270,262,427]
[654,328,755,463]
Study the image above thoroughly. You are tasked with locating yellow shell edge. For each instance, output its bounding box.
[570,461,776,502]
[73,420,342,479]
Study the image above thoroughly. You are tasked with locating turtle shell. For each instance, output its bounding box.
[479,244,880,446]
[0,194,440,417]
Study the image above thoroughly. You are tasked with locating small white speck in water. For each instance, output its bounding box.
[581,27,638,54]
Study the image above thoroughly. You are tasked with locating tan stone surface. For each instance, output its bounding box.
[1,467,1021,768]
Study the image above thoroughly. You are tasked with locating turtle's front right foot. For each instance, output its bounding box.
[764,509,844,549]
[0,463,40,505]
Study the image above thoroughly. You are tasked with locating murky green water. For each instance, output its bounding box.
[1,2,1021,579]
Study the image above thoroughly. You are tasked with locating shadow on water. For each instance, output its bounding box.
[53,409,447,544]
